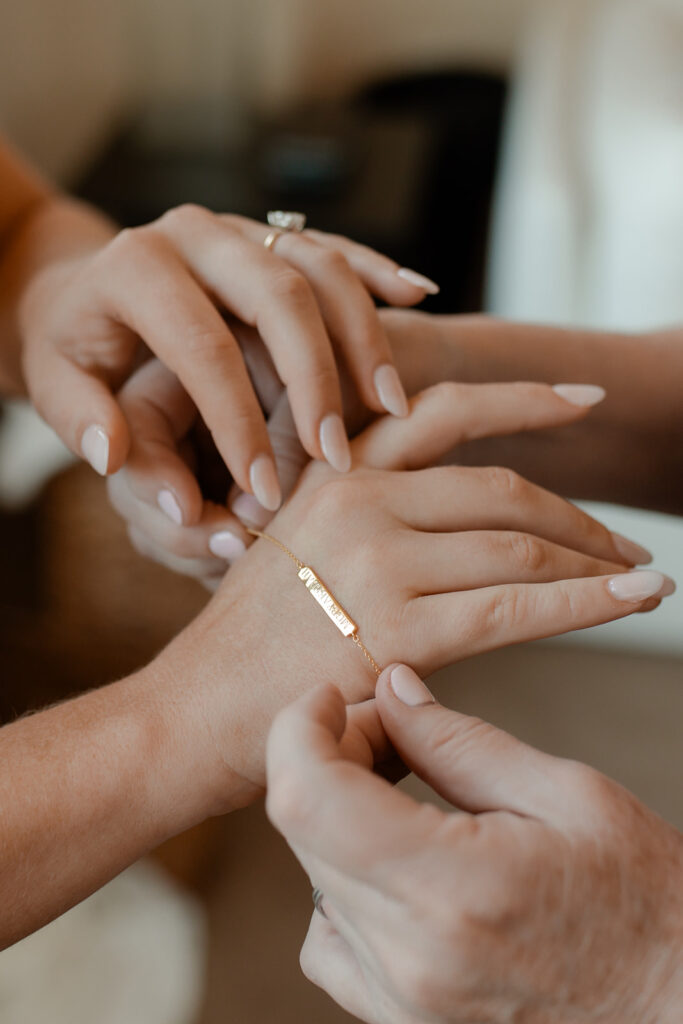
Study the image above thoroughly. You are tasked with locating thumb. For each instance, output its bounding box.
[26,345,131,474]
[376,664,563,821]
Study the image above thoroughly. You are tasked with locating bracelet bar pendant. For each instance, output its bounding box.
[297,566,357,637]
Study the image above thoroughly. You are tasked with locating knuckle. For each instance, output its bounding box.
[484,587,526,634]
[266,772,313,833]
[183,324,233,362]
[562,760,613,811]
[104,225,157,263]
[270,269,314,306]
[318,247,349,275]
[303,475,364,524]
[483,465,526,502]
[159,202,210,232]
[507,532,548,574]
[427,380,462,406]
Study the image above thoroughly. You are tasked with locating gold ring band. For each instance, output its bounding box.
[263,229,283,251]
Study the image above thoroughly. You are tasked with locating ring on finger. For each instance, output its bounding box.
[312,886,327,919]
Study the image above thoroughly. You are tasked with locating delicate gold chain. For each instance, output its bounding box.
[247,529,304,570]
[247,528,381,676]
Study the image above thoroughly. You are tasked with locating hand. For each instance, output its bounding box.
[381,308,683,514]
[156,380,672,794]
[267,670,683,1024]
[19,207,432,499]
[107,359,304,586]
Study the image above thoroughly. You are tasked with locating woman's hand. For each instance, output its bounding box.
[19,207,433,498]
[267,671,683,1024]
[381,308,683,514]
[155,379,671,795]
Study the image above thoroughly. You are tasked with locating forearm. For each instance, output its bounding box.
[0,654,253,950]
[387,311,683,513]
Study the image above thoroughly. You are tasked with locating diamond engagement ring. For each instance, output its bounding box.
[267,210,307,232]
[312,886,327,918]
[263,210,307,250]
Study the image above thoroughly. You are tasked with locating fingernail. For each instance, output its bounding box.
[157,489,183,525]
[81,424,109,476]
[389,664,435,707]
[611,532,653,565]
[397,268,440,295]
[232,491,271,528]
[319,414,352,473]
[374,364,409,418]
[552,384,606,407]
[249,455,281,511]
[607,570,673,602]
[209,530,247,561]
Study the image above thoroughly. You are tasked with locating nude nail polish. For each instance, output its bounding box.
[249,455,281,511]
[81,424,109,476]
[209,530,247,561]
[232,492,271,528]
[396,268,440,295]
[611,532,653,565]
[389,665,435,707]
[374,364,409,418]
[319,414,352,473]
[157,489,183,525]
[552,384,606,407]
[607,570,673,602]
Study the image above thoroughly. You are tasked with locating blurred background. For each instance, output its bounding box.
[0,0,681,1022]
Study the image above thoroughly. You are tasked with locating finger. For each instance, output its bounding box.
[351,381,605,471]
[108,474,250,565]
[300,914,382,1024]
[376,665,568,823]
[225,214,438,306]
[102,229,278,503]
[231,391,307,527]
[126,525,227,582]
[115,360,204,526]
[26,343,130,475]
[392,465,648,566]
[304,227,440,305]
[155,206,350,471]
[413,570,676,672]
[404,530,626,594]
[266,684,445,890]
[245,229,408,417]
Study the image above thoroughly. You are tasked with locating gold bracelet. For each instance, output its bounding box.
[246,529,382,676]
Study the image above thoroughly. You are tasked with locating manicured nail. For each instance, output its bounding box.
[611,532,653,565]
[157,489,183,525]
[607,570,673,602]
[397,268,440,295]
[209,530,247,561]
[319,414,352,473]
[81,424,109,476]
[552,384,606,407]
[374,364,409,418]
[249,455,281,511]
[389,664,435,707]
[232,491,271,528]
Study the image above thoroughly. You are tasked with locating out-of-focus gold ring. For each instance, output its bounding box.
[263,228,283,251]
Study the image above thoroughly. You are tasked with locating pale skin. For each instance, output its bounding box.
[267,671,683,1024]
[0,381,669,950]
[110,311,683,582]
[0,136,438,511]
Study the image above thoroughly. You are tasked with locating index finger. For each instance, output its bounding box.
[266,683,447,890]
[351,380,606,471]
